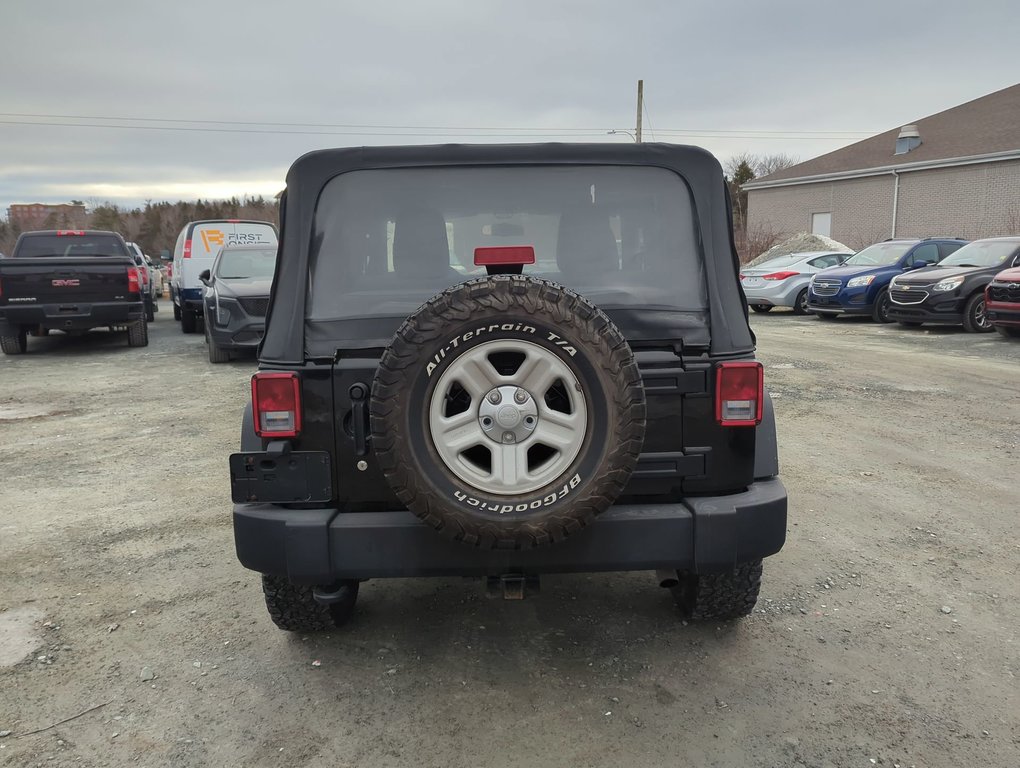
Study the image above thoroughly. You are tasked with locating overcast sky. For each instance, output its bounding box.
[1,0,1017,214]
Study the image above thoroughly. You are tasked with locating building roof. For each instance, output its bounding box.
[745,83,1020,188]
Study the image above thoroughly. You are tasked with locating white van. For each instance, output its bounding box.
[171,219,278,333]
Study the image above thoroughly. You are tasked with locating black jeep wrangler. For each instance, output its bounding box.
[230,144,787,631]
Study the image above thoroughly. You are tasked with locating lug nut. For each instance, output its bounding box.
[514,388,528,403]
[488,391,502,404]
[502,432,515,443]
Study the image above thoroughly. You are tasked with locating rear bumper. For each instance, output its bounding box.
[0,301,145,332]
[233,478,788,583]
[742,279,807,308]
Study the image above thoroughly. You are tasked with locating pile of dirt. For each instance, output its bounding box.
[747,233,853,267]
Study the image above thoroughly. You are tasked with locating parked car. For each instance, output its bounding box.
[199,244,277,363]
[126,241,157,321]
[171,219,278,334]
[741,251,851,314]
[986,264,1020,339]
[888,237,1020,332]
[0,230,147,354]
[146,256,164,297]
[229,143,787,632]
[808,238,967,322]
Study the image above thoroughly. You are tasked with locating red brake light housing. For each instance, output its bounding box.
[126,266,140,294]
[474,246,536,266]
[715,362,763,427]
[762,271,800,281]
[183,239,193,259]
[251,372,302,438]
[56,230,85,236]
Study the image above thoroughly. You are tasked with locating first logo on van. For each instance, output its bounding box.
[200,229,225,252]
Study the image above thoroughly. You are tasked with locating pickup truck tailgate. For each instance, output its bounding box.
[0,257,135,305]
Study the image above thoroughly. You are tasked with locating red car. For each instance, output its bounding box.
[986,265,1020,339]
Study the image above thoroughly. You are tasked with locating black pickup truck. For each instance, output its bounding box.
[230,144,787,632]
[0,230,148,354]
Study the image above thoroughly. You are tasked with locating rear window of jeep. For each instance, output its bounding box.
[307,165,707,322]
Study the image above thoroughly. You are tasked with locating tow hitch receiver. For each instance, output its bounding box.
[486,573,540,600]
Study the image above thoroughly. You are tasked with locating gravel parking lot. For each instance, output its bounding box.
[1,300,1018,768]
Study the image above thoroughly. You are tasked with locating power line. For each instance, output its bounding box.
[0,112,877,139]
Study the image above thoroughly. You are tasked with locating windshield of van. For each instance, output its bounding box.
[15,234,128,258]
[938,240,1019,268]
[843,242,913,267]
[215,247,277,279]
[307,165,706,323]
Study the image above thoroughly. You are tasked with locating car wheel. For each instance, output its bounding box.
[173,302,182,321]
[181,308,198,334]
[206,320,230,363]
[669,559,763,620]
[371,275,646,550]
[871,288,893,323]
[127,320,149,347]
[0,328,28,355]
[962,293,994,333]
[792,289,810,315]
[995,325,1020,339]
[261,575,359,632]
[750,304,773,314]
[145,303,155,323]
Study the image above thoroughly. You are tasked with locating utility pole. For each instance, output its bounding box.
[635,79,644,143]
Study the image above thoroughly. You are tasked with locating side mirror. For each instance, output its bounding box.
[199,269,212,285]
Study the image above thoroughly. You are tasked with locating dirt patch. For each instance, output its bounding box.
[0,606,45,667]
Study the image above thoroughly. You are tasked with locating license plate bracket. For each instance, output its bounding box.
[229,451,332,503]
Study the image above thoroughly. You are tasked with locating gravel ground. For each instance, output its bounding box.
[1,300,1018,768]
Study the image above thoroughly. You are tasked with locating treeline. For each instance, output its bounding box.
[0,196,280,257]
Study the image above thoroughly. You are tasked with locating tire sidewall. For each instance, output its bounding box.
[401,316,612,524]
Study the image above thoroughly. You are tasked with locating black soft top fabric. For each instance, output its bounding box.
[260,143,753,364]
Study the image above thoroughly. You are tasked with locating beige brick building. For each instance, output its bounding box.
[745,84,1020,249]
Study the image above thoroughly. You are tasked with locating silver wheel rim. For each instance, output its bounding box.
[975,299,990,329]
[428,339,588,495]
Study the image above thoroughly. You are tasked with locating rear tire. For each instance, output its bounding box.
[750,304,773,313]
[127,320,149,347]
[145,303,155,323]
[1,328,28,355]
[261,575,359,632]
[173,302,182,321]
[962,293,993,333]
[670,560,763,621]
[996,325,1020,339]
[871,288,892,323]
[181,308,197,334]
[792,288,810,315]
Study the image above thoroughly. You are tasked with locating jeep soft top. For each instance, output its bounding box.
[230,143,787,631]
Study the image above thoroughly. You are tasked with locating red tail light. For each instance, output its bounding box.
[715,362,763,426]
[56,230,85,236]
[762,271,800,281]
[126,266,140,294]
[474,246,536,266]
[183,239,193,259]
[251,372,302,438]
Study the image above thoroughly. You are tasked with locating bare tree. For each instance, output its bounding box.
[735,222,784,263]
[754,153,800,178]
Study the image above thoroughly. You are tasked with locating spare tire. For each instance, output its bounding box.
[371,275,645,549]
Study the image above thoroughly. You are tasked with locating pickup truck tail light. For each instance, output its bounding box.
[252,372,302,438]
[126,266,140,294]
[715,362,763,426]
[762,271,800,281]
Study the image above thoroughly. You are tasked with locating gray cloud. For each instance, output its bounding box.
[2,0,1017,212]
